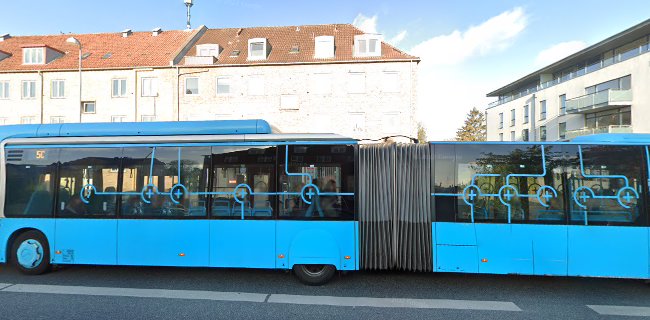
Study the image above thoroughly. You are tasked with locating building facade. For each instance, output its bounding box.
[485,19,650,141]
[0,24,419,140]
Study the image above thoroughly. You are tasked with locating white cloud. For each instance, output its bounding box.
[535,40,587,67]
[352,13,378,34]
[388,30,407,45]
[410,7,527,66]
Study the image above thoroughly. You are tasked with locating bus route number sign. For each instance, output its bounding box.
[35,150,46,159]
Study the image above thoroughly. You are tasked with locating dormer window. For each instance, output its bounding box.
[23,47,44,64]
[354,34,382,57]
[248,38,268,60]
[197,44,220,57]
[314,36,334,59]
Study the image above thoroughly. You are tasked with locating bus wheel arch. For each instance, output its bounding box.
[9,228,51,275]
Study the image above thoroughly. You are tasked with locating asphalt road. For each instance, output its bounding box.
[0,264,649,320]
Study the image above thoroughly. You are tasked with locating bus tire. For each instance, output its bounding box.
[293,264,336,285]
[11,230,51,275]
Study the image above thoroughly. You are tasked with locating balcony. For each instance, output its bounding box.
[565,125,633,140]
[565,89,632,114]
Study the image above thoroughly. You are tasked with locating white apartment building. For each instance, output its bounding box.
[485,19,650,141]
[0,24,420,140]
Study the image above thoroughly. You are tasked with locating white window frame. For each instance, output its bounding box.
[510,131,515,141]
[0,118,7,125]
[0,80,9,99]
[20,116,34,124]
[141,115,156,122]
[247,38,268,60]
[347,72,366,94]
[51,79,65,99]
[23,47,44,65]
[354,34,382,57]
[21,80,37,100]
[314,35,335,59]
[50,116,65,124]
[141,77,158,97]
[112,78,127,98]
[247,75,265,96]
[185,77,199,96]
[197,44,220,57]
[82,101,96,114]
[216,76,231,95]
[382,71,400,93]
[111,115,127,123]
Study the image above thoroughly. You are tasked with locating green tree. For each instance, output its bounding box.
[455,107,486,141]
[417,122,427,143]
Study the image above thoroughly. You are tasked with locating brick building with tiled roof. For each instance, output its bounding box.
[0,24,419,140]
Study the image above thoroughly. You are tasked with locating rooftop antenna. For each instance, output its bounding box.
[184,0,194,30]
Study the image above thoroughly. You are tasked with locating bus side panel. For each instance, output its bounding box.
[511,224,567,276]
[209,220,276,269]
[568,225,649,278]
[276,220,356,271]
[475,224,514,274]
[0,218,56,264]
[117,220,209,267]
[53,219,117,265]
[434,222,478,273]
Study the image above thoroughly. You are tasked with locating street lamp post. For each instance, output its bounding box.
[184,0,193,30]
[66,37,82,122]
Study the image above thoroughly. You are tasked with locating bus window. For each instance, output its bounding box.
[565,145,646,226]
[278,145,355,220]
[432,144,457,222]
[58,148,121,217]
[120,147,210,218]
[5,148,58,217]
[210,146,276,219]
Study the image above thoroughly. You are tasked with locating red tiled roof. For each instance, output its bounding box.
[185,24,419,65]
[0,29,199,72]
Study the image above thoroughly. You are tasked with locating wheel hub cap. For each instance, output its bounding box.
[17,239,43,269]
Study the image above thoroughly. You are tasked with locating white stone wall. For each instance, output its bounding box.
[0,61,418,140]
[486,52,650,141]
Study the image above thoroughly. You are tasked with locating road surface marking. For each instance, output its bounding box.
[588,305,650,317]
[268,294,522,311]
[0,283,12,290]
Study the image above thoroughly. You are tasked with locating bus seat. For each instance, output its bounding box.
[232,201,252,216]
[188,206,206,216]
[253,200,273,217]
[212,199,231,216]
[23,190,52,215]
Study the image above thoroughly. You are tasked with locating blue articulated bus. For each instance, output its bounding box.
[0,120,648,285]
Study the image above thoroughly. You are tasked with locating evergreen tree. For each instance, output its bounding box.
[417,122,427,143]
[455,107,486,141]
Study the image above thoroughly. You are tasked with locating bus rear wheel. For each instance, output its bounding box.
[293,264,336,285]
[11,230,51,275]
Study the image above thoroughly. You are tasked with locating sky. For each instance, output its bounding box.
[1,0,649,139]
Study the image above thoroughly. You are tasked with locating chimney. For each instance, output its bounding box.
[122,29,132,38]
[0,33,10,42]
[152,27,162,36]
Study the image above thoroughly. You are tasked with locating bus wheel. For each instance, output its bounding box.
[11,231,51,275]
[293,264,336,285]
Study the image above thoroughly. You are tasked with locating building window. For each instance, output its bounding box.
[82,101,96,114]
[585,107,631,129]
[0,81,9,99]
[559,94,566,115]
[21,80,36,99]
[539,100,547,120]
[354,35,381,57]
[314,35,335,59]
[197,44,220,57]
[559,122,566,140]
[510,131,515,141]
[51,80,65,98]
[523,105,529,124]
[280,94,299,110]
[111,115,126,122]
[499,133,503,141]
[498,112,504,129]
[141,115,156,122]
[522,129,529,141]
[540,125,547,141]
[49,116,64,124]
[585,75,631,94]
[112,79,127,97]
[185,77,199,95]
[247,38,268,60]
[309,73,332,94]
[216,76,231,95]
[141,78,158,97]
[20,116,34,124]
[247,75,264,96]
[23,47,44,64]
[0,118,7,125]
[348,72,365,94]
[382,71,400,93]
[510,109,515,127]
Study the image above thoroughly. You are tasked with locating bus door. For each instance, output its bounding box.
[208,146,276,268]
[565,144,649,278]
[117,147,210,267]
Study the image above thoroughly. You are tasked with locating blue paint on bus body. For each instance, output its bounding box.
[0,218,56,263]
[53,219,118,265]
[209,220,276,269]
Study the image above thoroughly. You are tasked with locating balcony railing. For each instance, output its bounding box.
[565,89,632,113]
[565,125,632,140]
